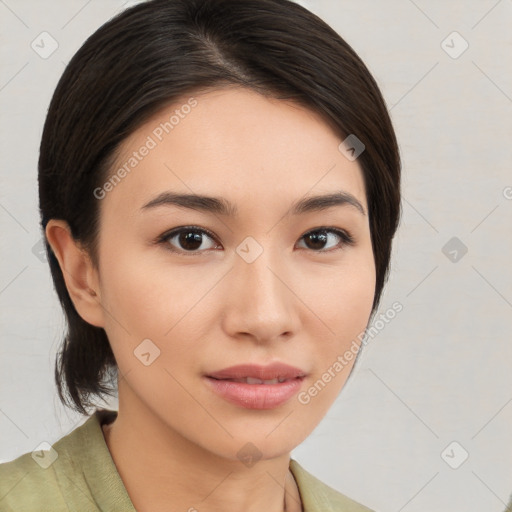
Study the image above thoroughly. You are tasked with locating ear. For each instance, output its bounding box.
[45,219,105,328]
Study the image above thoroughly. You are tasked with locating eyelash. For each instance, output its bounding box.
[155,225,355,256]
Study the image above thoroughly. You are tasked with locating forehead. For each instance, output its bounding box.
[101,87,367,219]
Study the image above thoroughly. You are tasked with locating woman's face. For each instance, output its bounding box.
[92,86,375,460]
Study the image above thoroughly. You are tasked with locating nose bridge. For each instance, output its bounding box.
[223,238,297,340]
[238,239,287,307]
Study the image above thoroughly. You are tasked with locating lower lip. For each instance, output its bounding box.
[204,376,304,409]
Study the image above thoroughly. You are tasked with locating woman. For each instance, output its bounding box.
[0,0,400,510]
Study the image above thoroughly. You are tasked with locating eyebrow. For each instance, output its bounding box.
[140,190,366,217]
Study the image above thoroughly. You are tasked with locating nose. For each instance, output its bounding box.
[220,244,300,345]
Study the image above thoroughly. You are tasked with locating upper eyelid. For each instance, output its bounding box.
[156,226,219,250]
[158,225,354,249]
[160,225,218,242]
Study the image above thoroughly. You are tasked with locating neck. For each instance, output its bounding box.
[101,405,302,512]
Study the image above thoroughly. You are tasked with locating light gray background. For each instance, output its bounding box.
[1,1,511,511]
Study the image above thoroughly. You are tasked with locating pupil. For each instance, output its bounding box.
[306,231,326,250]
[179,231,202,250]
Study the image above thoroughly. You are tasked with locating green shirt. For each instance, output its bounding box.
[0,409,373,511]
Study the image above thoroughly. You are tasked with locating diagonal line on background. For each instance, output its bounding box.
[390,62,439,111]
[471,396,512,439]
[0,203,29,233]
[471,266,512,308]
[0,0,29,28]
[470,205,499,233]
[0,266,28,297]
[471,470,508,507]
[0,62,29,94]
[398,472,439,511]
[406,266,438,298]
[369,368,439,438]
[407,0,439,28]
[472,61,512,103]
[61,0,93,29]
[0,408,29,439]
[404,198,438,232]
[472,0,503,29]
[58,414,92,439]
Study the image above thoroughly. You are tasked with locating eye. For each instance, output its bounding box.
[297,227,355,252]
[156,225,355,255]
[158,226,220,254]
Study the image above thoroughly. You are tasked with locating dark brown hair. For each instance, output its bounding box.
[39,0,401,415]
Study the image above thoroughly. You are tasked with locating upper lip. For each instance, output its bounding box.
[206,363,307,380]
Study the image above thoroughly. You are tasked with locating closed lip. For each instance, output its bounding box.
[206,363,307,381]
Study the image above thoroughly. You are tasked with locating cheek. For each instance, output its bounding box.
[102,263,161,328]
[336,268,375,333]
[97,240,216,375]
[318,271,374,325]
[298,260,375,417]
[305,248,375,390]
[306,247,376,337]
[96,238,174,351]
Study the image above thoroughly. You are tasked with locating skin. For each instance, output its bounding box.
[46,86,376,512]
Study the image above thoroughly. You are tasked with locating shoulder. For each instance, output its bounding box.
[0,450,74,511]
[0,409,127,512]
[0,419,87,511]
[290,459,375,512]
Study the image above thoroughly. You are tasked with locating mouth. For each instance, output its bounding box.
[206,362,307,381]
[209,376,297,384]
[204,363,307,409]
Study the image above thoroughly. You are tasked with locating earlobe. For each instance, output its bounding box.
[45,219,105,328]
